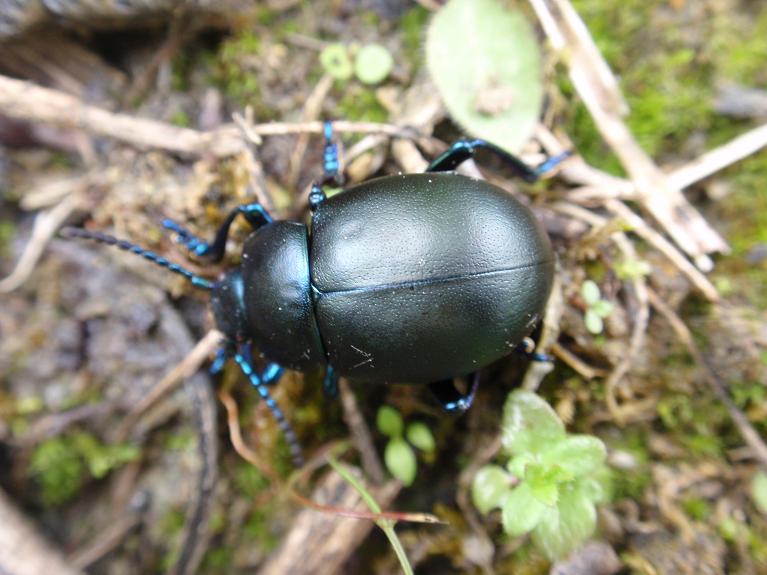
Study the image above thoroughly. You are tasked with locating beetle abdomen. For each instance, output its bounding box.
[310,173,554,383]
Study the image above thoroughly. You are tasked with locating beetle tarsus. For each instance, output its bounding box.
[322,365,338,398]
[428,373,480,413]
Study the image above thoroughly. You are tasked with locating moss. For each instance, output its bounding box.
[400,6,429,67]
[0,220,15,256]
[682,496,712,522]
[29,437,86,506]
[169,110,191,128]
[216,32,264,107]
[336,86,388,123]
[233,461,270,497]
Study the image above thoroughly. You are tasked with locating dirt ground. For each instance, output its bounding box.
[0,1,766,574]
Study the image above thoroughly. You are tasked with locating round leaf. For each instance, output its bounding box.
[502,390,565,456]
[580,280,601,305]
[385,438,417,486]
[539,435,607,477]
[592,299,614,318]
[406,422,436,452]
[320,43,353,81]
[502,482,549,537]
[354,44,394,85]
[377,406,403,437]
[752,471,767,515]
[426,0,543,153]
[472,465,512,514]
[584,309,604,334]
[531,482,597,561]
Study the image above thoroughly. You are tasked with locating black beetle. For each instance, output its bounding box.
[64,123,567,465]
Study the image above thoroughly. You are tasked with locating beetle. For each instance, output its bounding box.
[64,123,568,466]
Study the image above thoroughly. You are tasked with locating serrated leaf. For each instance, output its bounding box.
[406,422,435,452]
[472,465,512,514]
[320,43,353,80]
[580,280,601,305]
[377,406,403,437]
[502,390,565,456]
[426,0,542,153]
[539,435,607,477]
[584,309,604,334]
[502,482,549,537]
[385,438,417,486]
[752,471,767,515]
[354,44,393,85]
[531,482,597,561]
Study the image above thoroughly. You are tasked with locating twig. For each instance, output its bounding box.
[668,122,767,190]
[550,342,609,380]
[529,0,728,266]
[0,193,78,292]
[521,274,564,391]
[647,289,767,470]
[113,329,223,442]
[0,74,245,157]
[338,377,386,485]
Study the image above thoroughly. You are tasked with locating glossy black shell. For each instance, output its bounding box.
[305,172,554,384]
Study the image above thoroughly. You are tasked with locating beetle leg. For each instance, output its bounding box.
[515,337,553,362]
[322,121,341,183]
[426,139,571,182]
[322,365,338,398]
[163,203,272,262]
[233,345,303,467]
[428,372,480,413]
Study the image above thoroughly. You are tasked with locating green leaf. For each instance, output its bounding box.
[426,0,542,153]
[539,435,607,477]
[591,299,614,319]
[531,482,597,561]
[354,44,394,85]
[577,466,613,505]
[752,471,767,515]
[507,453,534,479]
[320,43,353,80]
[377,406,404,437]
[580,280,601,305]
[472,465,512,514]
[584,309,604,334]
[502,390,566,456]
[385,438,417,486]
[406,422,436,452]
[502,482,548,537]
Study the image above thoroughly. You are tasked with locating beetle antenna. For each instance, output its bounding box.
[233,350,304,467]
[61,227,214,290]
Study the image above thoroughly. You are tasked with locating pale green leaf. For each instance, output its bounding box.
[502,482,549,537]
[385,438,417,486]
[502,390,565,456]
[377,406,403,437]
[507,453,534,479]
[472,465,512,514]
[531,482,597,561]
[591,299,614,318]
[580,280,601,305]
[426,0,542,153]
[320,43,353,80]
[354,44,394,85]
[539,435,607,477]
[584,309,604,334]
[752,471,767,515]
[406,422,436,452]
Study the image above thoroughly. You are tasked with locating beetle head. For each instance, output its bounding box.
[210,269,248,342]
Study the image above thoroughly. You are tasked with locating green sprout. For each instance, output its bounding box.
[472,390,611,561]
[320,43,394,85]
[376,406,435,486]
[580,280,614,334]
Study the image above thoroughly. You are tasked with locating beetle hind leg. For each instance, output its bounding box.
[426,139,570,182]
[428,372,480,413]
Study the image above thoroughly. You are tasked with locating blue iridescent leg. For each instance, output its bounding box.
[163,203,272,262]
[515,337,553,362]
[426,139,571,182]
[309,122,342,212]
[233,345,303,467]
[322,365,338,399]
[428,372,480,413]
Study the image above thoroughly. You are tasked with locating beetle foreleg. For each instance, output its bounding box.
[322,365,338,398]
[428,372,480,413]
[163,203,273,262]
[426,139,571,182]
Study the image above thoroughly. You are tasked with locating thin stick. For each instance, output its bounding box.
[647,289,767,470]
[113,330,223,441]
[338,378,386,485]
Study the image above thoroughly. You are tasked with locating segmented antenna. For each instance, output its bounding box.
[61,227,213,290]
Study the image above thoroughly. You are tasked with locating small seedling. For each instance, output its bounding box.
[377,406,436,486]
[580,280,614,334]
[320,43,393,85]
[472,390,611,561]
